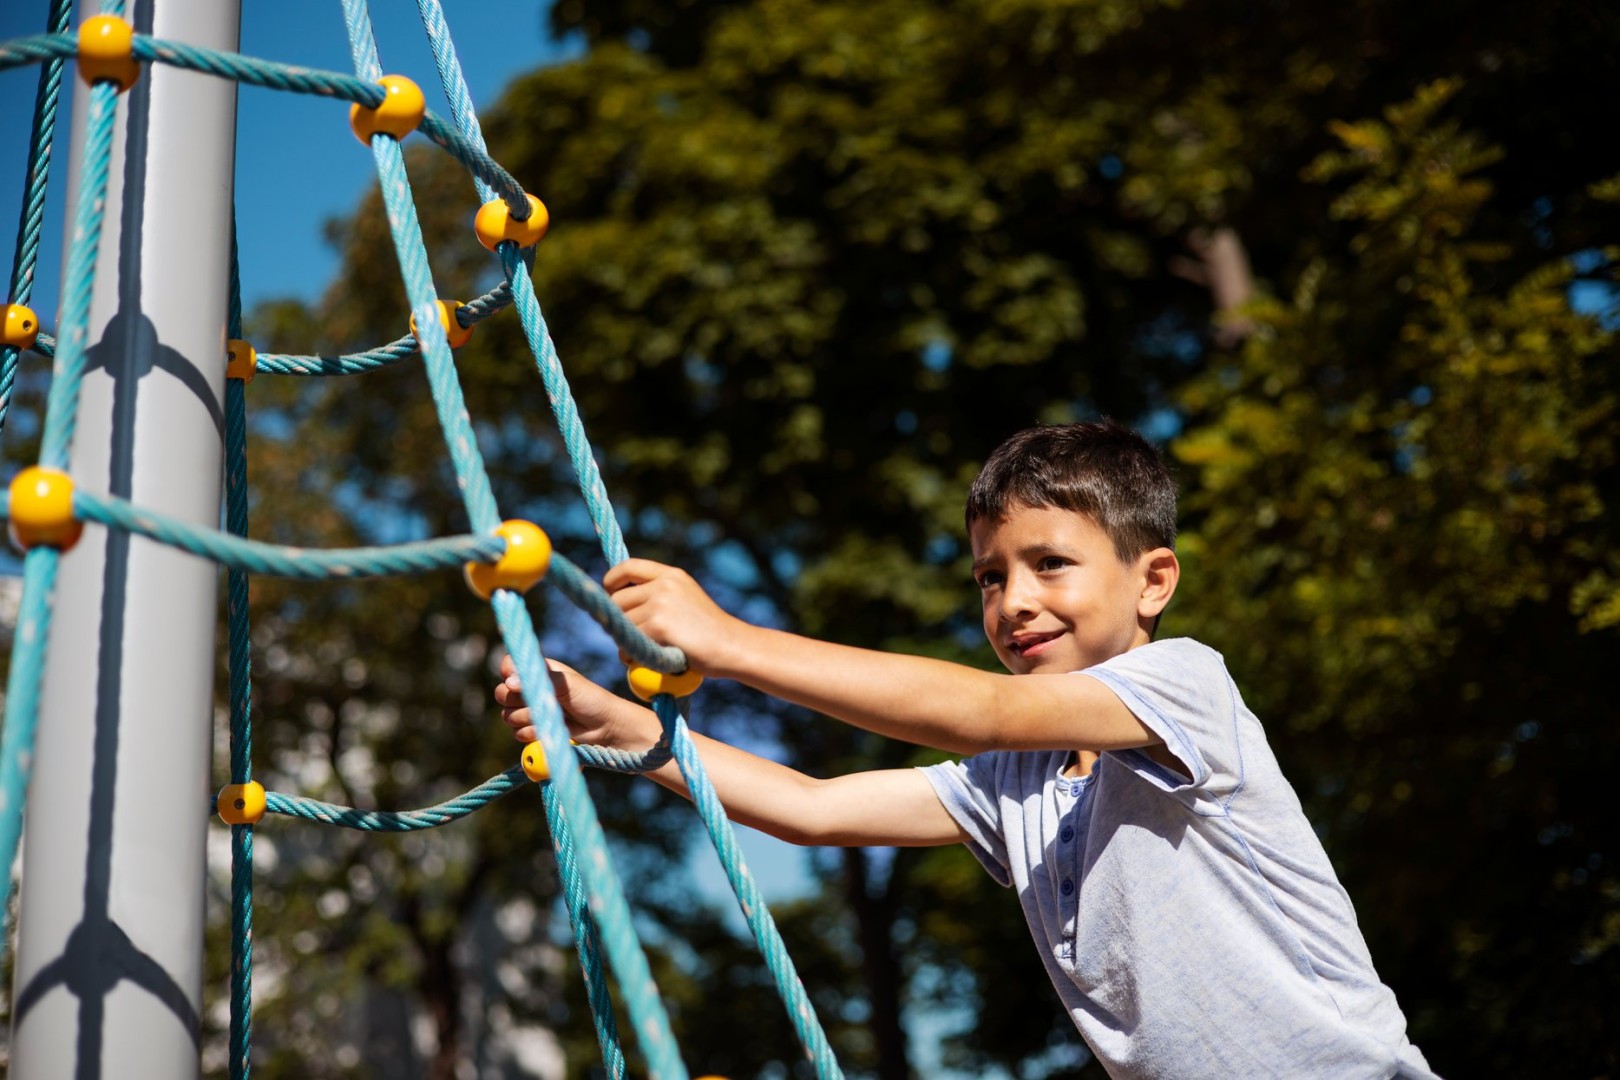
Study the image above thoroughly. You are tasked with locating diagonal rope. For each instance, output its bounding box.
[653,695,843,1077]
[0,62,126,971]
[0,0,73,437]
[336,2,689,1075]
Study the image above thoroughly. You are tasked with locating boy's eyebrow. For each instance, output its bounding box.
[971,542,1075,572]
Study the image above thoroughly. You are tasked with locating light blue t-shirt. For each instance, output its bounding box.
[921,638,1436,1079]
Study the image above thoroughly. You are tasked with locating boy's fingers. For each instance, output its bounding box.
[609,581,650,615]
[499,653,516,678]
[602,558,671,594]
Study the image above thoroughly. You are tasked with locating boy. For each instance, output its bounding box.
[495,420,1436,1078]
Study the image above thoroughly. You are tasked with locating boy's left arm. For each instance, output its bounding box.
[607,559,1159,757]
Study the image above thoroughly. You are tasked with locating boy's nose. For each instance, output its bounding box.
[998,574,1039,620]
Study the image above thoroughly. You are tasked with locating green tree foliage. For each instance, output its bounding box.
[1173,80,1620,1074]
[133,0,1620,1076]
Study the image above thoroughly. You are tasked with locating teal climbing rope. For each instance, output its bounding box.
[0,8,847,1080]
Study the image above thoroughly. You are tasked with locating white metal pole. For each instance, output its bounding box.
[10,0,240,1074]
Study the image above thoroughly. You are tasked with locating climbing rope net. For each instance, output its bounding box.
[0,2,843,1077]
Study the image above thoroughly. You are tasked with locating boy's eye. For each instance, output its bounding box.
[976,571,1003,589]
[1037,556,1069,572]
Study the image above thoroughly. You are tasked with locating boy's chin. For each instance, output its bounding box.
[1009,652,1085,675]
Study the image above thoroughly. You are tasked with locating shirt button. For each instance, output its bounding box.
[1061,879,1075,896]
[1060,826,1074,843]
[1070,783,1082,796]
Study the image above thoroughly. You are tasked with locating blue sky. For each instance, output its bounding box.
[0,0,580,322]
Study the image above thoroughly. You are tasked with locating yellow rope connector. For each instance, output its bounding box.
[410,300,474,350]
[349,75,425,144]
[474,194,549,252]
[226,339,257,382]
[626,664,704,702]
[8,466,83,552]
[2,304,40,350]
[520,742,550,783]
[464,520,552,599]
[217,781,267,826]
[77,15,141,92]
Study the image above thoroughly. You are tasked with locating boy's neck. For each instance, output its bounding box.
[1064,750,1100,778]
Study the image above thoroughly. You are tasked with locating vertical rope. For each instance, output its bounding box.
[542,783,628,1080]
[225,226,254,1080]
[0,0,75,436]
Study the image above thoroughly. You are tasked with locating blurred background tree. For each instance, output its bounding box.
[5,0,1612,1076]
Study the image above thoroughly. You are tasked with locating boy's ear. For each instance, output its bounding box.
[1137,547,1180,619]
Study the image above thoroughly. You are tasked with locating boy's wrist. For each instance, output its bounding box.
[601,696,649,750]
[700,617,764,683]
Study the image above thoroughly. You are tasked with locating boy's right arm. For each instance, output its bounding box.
[495,656,968,849]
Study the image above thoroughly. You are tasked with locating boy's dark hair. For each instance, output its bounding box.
[965,420,1177,562]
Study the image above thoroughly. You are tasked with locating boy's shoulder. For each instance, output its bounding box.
[1085,635,1230,682]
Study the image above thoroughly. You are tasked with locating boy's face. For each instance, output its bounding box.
[969,503,1162,675]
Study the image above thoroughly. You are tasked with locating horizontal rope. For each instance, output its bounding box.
[24,287,511,376]
[0,34,74,73]
[262,767,525,830]
[259,280,513,376]
[575,737,675,774]
[136,36,529,214]
[68,488,506,579]
[0,34,529,218]
[259,337,416,376]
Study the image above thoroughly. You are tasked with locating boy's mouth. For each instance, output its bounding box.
[1008,630,1063,656]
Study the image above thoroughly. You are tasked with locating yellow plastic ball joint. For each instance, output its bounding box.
[410,300,475,350]
[474,195,550,252]
[226,339,257,382]
[626,664,704,701]
[2,304,40,350]
[464,520,553,600]
[520,742,550,783]
[78,15,141,92]
[8,466,84,552]
[349,75,426,144]
[217,781,267,826]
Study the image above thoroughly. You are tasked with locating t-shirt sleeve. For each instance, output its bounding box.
[1078,638,1244,806]
[919,756,1013,887]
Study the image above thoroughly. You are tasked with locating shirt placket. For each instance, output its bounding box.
[1056,775,1091,964]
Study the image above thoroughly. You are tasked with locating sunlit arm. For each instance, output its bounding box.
[588,697,966,847]
[706,625,1160,757]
